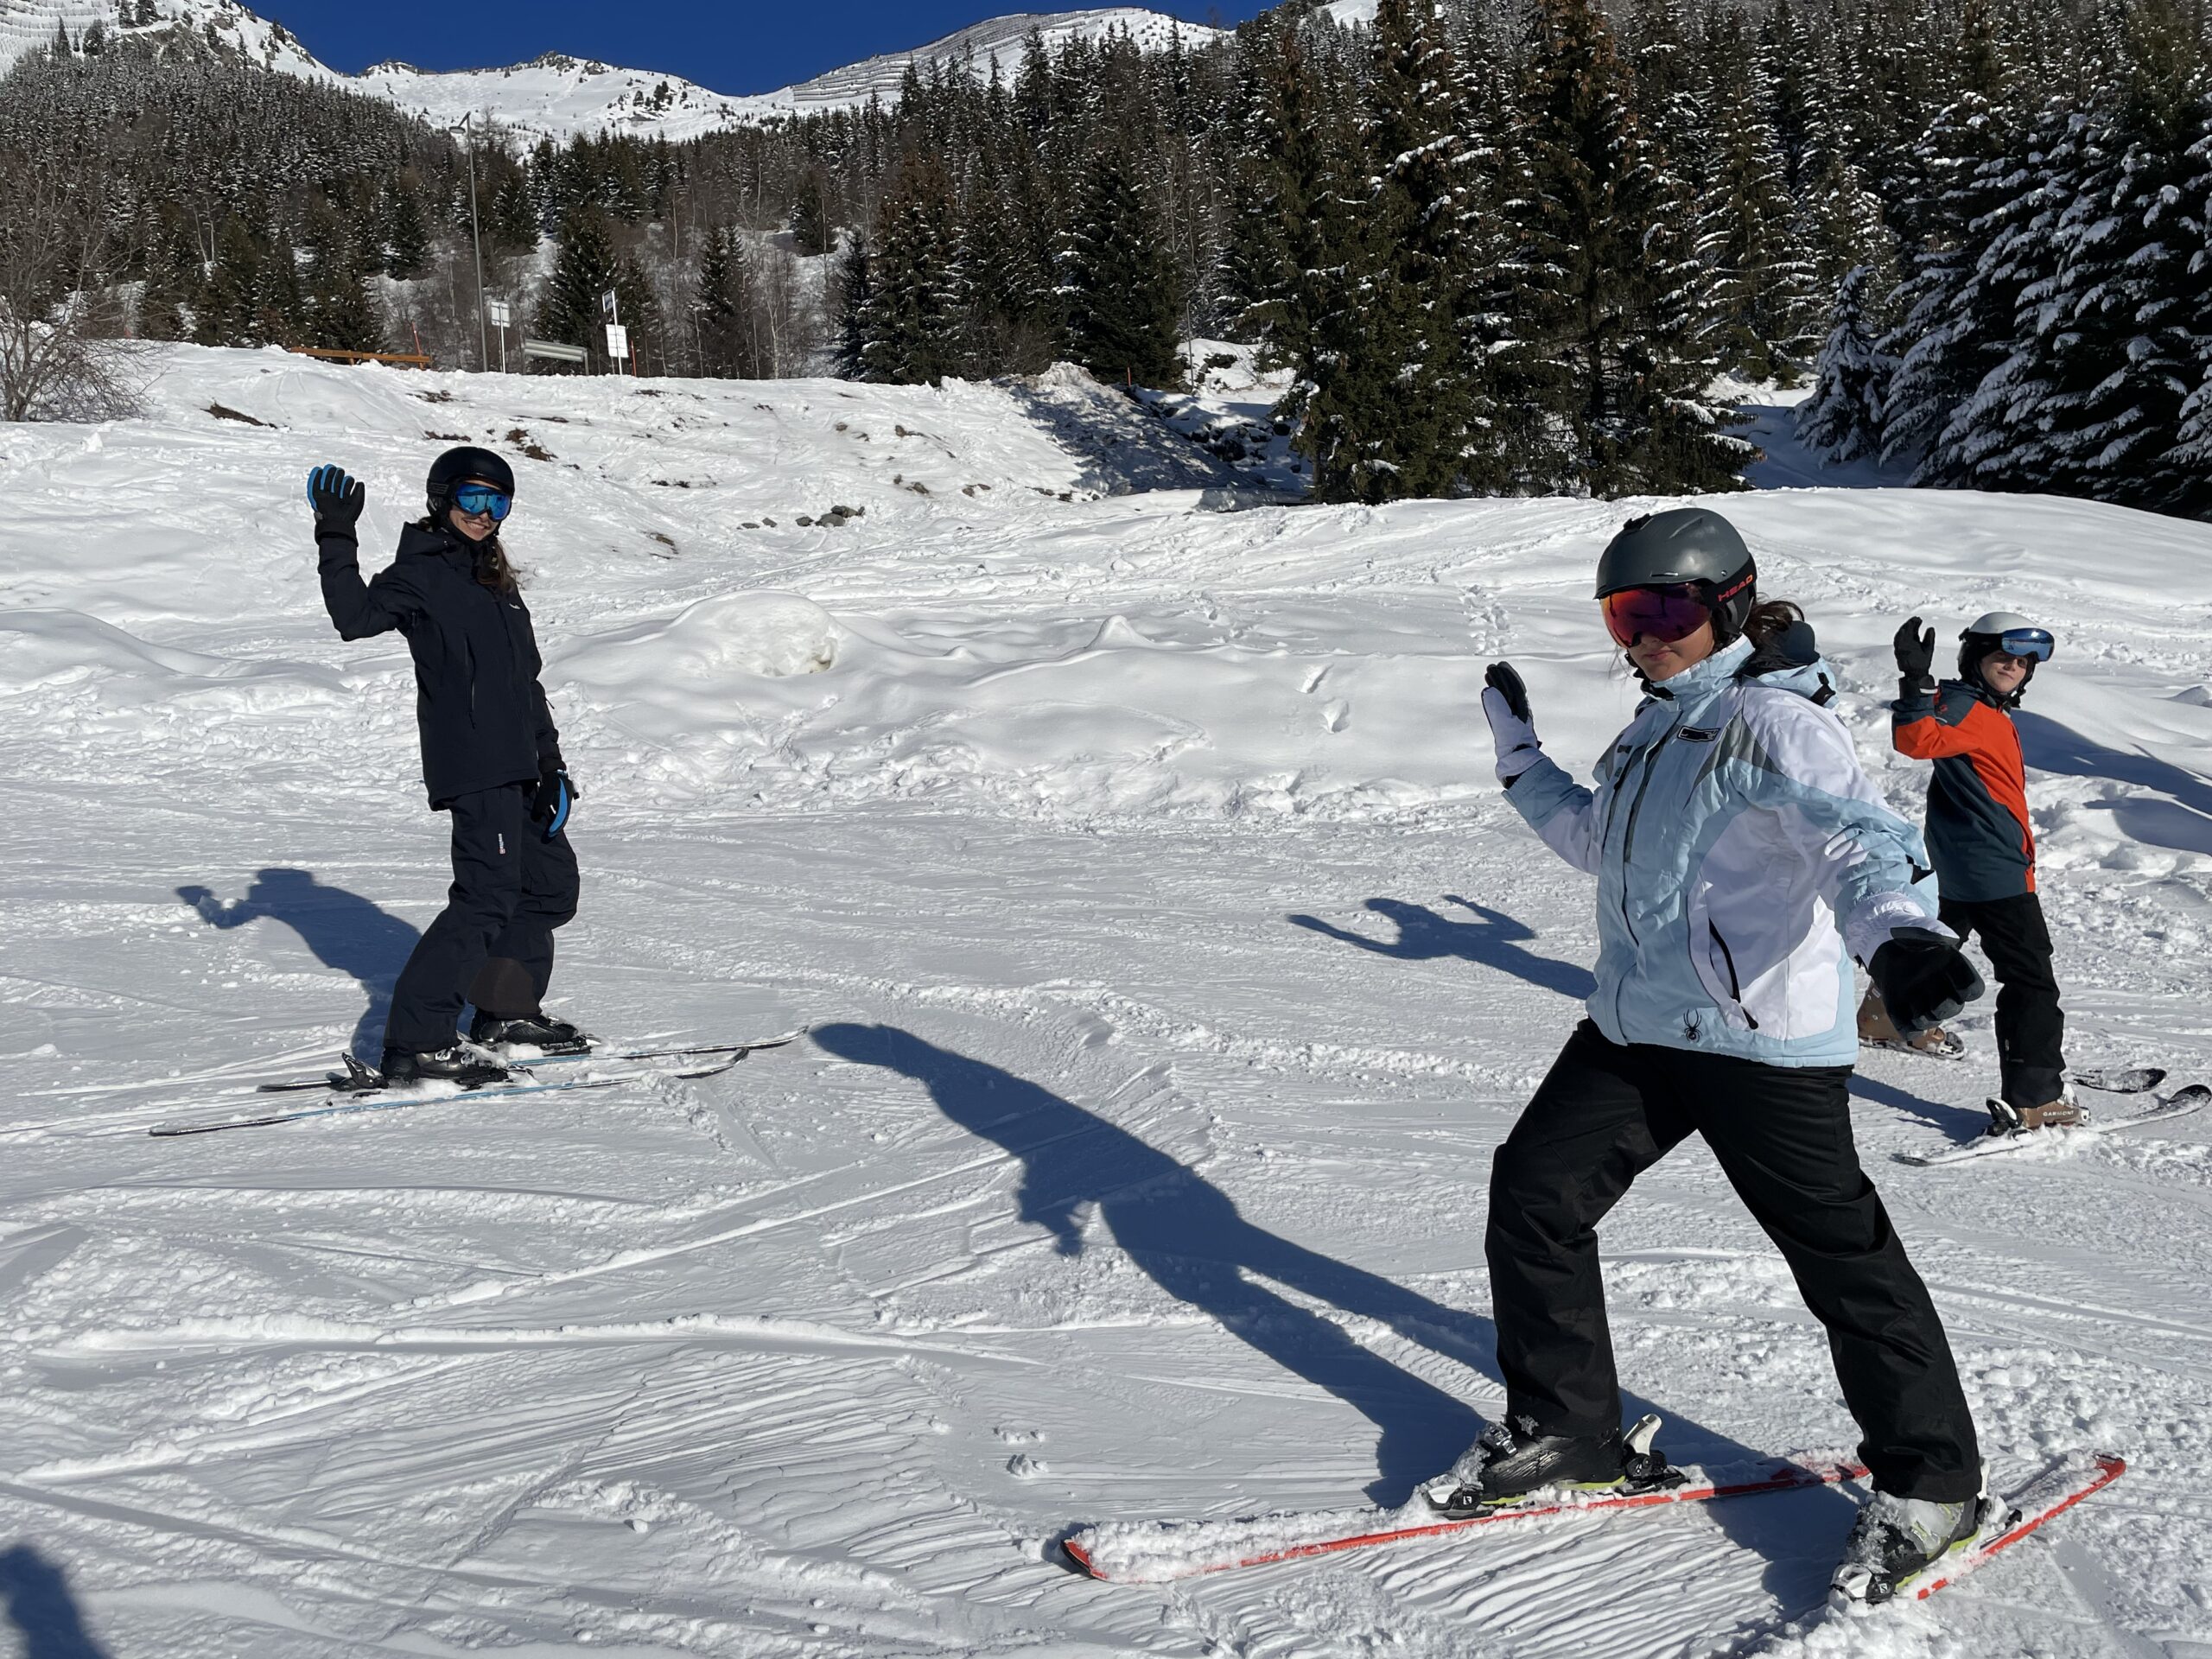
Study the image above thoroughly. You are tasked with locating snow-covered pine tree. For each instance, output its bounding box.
[1298,0,1484,501]
[2016,0,2207,512]
[1796,264,1894,460]
[831,233,874,381]
[1056,140,1184,389]
[2167,104,2212,518]
[1875,0,2012,467]
[532,205,624,369]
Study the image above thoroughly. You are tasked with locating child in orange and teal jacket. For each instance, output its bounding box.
[1873,611,2072,1130]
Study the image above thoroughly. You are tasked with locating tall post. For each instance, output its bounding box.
[463,112,488,372]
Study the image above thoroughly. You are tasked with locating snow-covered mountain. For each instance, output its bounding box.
[0,0,1227,140]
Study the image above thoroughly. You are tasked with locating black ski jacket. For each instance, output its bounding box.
[318,522,561,807]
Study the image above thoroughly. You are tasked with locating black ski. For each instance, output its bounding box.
[2071,1066,2165,1095]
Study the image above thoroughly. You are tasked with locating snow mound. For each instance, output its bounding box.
[0,608,346,709]
[555,591,836,689]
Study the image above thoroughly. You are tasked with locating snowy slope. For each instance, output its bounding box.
[2,344,2211,1657]
[0,0,1224,139]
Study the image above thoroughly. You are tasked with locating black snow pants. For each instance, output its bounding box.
[385,784,580,1054]
[1486,1020,1982,1503]
[1939,893,2066,1112]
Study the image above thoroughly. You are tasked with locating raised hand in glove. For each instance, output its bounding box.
[531,760,578,838]
[1868,925,1984,1034]
[1892,616,1936,695]
[1482,662,1542,784]
[307,465,365,534]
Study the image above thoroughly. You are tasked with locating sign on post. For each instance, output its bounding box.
[601,290,619,321]
[605,322,629,364]
[485,298,512,329]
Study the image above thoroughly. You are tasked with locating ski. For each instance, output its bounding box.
[1827,1452,2125,1609]
[2071,1065,2166,1095]
[151,1071,629,1137]
[1062,1450,1867,1584]
[1902,1452,2125,1604]
[1894,1084,2209,1167]
[254,1028,806,1094]
[499,1027,809,1069]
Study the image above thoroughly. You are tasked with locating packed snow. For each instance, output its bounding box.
[0,0,1226,140]
[2,344,2210,1656]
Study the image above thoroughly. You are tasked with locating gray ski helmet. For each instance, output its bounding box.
[1959,609,2051,702]
[427,445,516,517]
[1593,508,1758,643]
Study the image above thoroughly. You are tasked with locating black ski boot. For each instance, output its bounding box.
[1423,1413,1679,1517]
[379,1045,509,1087]
[468,1011,590,1055]
[1830,1489,1984,1605]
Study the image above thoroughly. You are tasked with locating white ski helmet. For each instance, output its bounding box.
[1959,611,2053,703]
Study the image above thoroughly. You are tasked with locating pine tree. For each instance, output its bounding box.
[381,181,431,280]
[1796,264,1895,460]
[1056,140,1184,389]
[1499,0,1746,493]
[533,204,623,368]
[1299,0,1487,500]
[488,171,538,255]
[855,162,962,383]
[691,225,759,378]
[194,217,262,346]
[832,232,874,380]
[791,170,832,257]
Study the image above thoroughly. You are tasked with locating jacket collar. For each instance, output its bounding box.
[1645,636,1754,705]
[397,522,485,576]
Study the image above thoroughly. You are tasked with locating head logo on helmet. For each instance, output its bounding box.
[1594,508,1758,645]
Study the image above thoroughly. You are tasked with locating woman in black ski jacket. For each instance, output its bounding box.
[308,446,583,1083]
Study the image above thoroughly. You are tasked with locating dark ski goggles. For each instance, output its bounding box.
[1991,627,2054,662]
[451,483,512,521]
[1599,582,1712,648]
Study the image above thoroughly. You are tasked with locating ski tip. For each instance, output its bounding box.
[1060,1533,1103,1578]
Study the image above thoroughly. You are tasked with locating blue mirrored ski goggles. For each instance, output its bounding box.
[451,483,512,521]
[1994,627,2054,662]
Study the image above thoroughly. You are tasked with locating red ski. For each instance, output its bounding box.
[1064,1451,1867,1584]
[1900,1452,2124,1604]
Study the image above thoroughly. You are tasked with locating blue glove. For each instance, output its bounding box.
[308,465,365,533]
[531,762,577,837]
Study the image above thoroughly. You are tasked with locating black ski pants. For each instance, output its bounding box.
[1486,1020,1981,1502]
[385,784,579,1053]
[1939,893,2066,1112]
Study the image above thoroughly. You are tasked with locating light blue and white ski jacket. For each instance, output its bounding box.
[1505,636,1940,1066]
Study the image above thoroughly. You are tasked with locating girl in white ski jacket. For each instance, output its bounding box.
[1504,632,1936,1065]
[1433,508,1990,1607]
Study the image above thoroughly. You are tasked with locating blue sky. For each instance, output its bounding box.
[258,2,1274,93]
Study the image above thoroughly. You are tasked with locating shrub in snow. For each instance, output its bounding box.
[1796,266,1895,465]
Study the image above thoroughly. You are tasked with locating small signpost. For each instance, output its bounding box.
[605,322,629,366]
[485,297,512,373]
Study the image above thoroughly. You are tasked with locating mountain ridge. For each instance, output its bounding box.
[0,0,1230,140]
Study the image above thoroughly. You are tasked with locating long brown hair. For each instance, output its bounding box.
[1738,599,1802,650]
[423,512,519,593]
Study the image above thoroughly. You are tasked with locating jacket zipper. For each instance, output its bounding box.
[1709,923,1758,1030]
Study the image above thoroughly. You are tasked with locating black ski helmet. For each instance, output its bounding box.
[426,446,516,518]
[1959,609,2049,705]
[1593,508,1758,644]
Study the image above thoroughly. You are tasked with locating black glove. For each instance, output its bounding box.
[1892,616,1936,695]
[531,761,577,837]
[1868,926,1984,1034]
[308,465,365,533]
[1485,662,1530,722]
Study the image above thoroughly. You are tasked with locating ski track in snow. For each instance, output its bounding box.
[0,346,2209,1656]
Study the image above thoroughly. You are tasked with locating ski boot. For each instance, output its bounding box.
[379,1044,509,1088]
[469,1010,591,1055]
[1985,1095,2084,1135]
[1422,1413,1679,1518]
[1830,1489,1982,1605]
[1857,988,1963,1058]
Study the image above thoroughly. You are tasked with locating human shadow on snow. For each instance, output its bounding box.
[2015,709,2212,855]
[811,1021,1812,1557]
[1848,1072,1987,1141]
[0,1545,112,1659]
[176,869,420,1060]
[1287,896,1597,1001]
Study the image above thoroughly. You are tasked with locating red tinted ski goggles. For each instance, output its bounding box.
[451,483,512,520]
[1599,582,1713,648]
